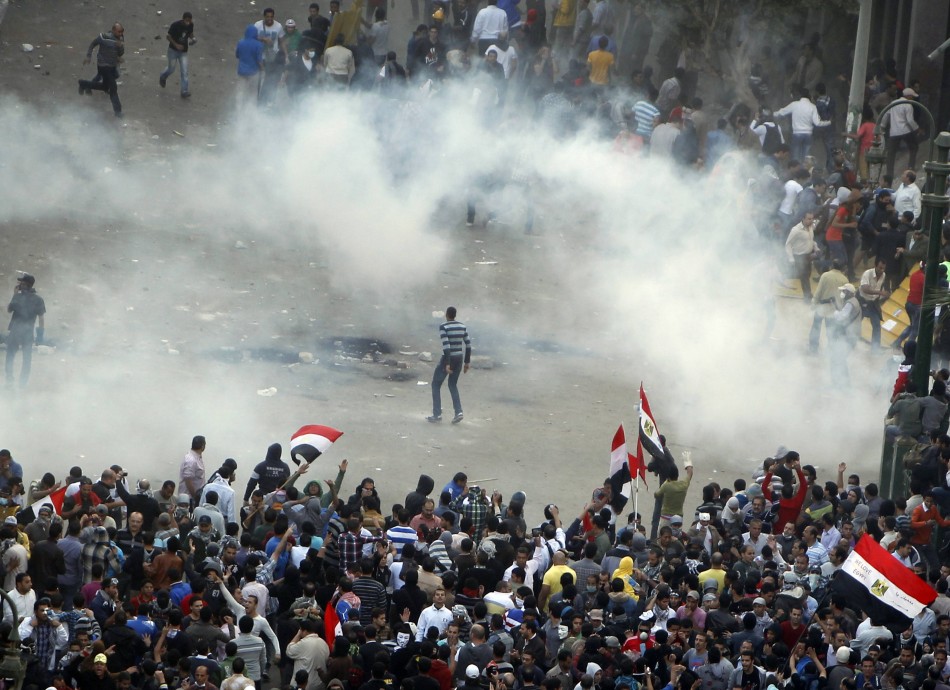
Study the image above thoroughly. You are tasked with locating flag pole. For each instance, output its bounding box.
[633,402,640,521]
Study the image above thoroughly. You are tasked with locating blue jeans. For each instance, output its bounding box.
[896,301,920,346]
[828,240,848,269]
[814,125,835,171]
[431,355,463,417]
[160,48,189,94]
[791,132,812,162]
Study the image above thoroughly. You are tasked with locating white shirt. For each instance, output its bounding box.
[368,20,390,58]
[8,588,35,622]
[486,44,518,79]
[860,267,886,303]
[894,182,922,219]
[786,221,816,259]
[201,477,237,525]
[650,123,680,158]
[882,99,918,136]
[415,604,454,641]
[775,98,827,134]
[253,19,286,55]
[779,179,803,215]
[471,5,508,42]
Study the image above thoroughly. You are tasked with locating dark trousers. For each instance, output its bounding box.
[886,131,919,178]
[431,355,463,417]
[794,254,813,299]
[80,65,122,114]
[861,299,883,347]
[5,328,34,386]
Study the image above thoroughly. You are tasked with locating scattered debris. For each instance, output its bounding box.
[173,130,184,137]
[234,240,247,249]
[21,44,33,52]
[418,351,433,362]
[469,355,494,370]
[257,387,277,396]
[474,261,498,265]
[298,352,314,364]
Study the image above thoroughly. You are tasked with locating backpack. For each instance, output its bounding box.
[761,123,782,155]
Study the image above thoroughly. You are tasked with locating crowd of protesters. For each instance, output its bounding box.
[1,431,950,690]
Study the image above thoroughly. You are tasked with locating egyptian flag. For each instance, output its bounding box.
[290,425,344,466]
[639,384,663,460]
[323,596,342,641]
[17,485,68,524]
[609,425,632,511]
[631,437,648,488]
[831,534,937,632]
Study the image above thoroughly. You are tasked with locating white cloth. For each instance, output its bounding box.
[882,99,918,136]
[415,604,454,641]
[894,182,922,220]
[779,179,803,215]
[775,98,828,134]
[201,477,238,525]
[786,222,815,259]
[8,589,35,622]
[485,44,518,79]
[470,5,508,42]
[860,267,886,303]
[254,19,286,56]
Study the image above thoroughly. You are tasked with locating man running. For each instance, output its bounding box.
[78,22,125,118]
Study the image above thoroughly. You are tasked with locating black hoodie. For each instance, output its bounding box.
[405,474,435,516]
[245,443,291,500]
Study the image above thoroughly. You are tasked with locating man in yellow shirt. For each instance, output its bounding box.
[587,35,613,86]
[552,0,576,60]
[538,551,576,611]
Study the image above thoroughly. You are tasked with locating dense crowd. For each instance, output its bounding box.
[1,433,950,690]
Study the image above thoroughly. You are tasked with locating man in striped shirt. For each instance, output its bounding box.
[428,306,472,424]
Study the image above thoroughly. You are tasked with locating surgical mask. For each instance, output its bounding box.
[307,50,315,58]
[515,597,524,608]
[586,586,597,593]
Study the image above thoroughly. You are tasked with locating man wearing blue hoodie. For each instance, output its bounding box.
[235,25,264,109]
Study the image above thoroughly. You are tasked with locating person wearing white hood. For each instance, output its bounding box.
[721,497,743,537]
[585,664,603,689]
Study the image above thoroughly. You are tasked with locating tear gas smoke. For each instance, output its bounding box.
[0,88,886,508]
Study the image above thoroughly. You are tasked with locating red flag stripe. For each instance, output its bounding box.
[853,534,937,605]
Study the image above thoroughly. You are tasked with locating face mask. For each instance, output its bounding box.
[307,50,315,58]
[396,633,410,648]
[586,586,597,593]
[515,597,524,608]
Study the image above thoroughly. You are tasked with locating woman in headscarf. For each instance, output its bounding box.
[611,556,640,597]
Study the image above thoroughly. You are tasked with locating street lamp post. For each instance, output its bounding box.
[869,102,950,499]
[866,102,950,394]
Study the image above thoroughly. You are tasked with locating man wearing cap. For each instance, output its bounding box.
[6,272,46,389]
[882,88,920,177]
[809,259,849,353]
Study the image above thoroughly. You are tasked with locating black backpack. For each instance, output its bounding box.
[761,123,782,155]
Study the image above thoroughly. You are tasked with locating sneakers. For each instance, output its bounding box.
[426,415,442,423]
[181,91,191,98]
[466,221,474,227]
[451,413,464,424]
[159,75,167,88]
[77,80,87,95]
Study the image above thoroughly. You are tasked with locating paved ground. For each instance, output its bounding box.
[0,0,895,522]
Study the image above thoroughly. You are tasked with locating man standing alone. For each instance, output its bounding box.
[78,23,125,118]
[159,12,196,98]
[428,307,472,424]
[6,273,45,389]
